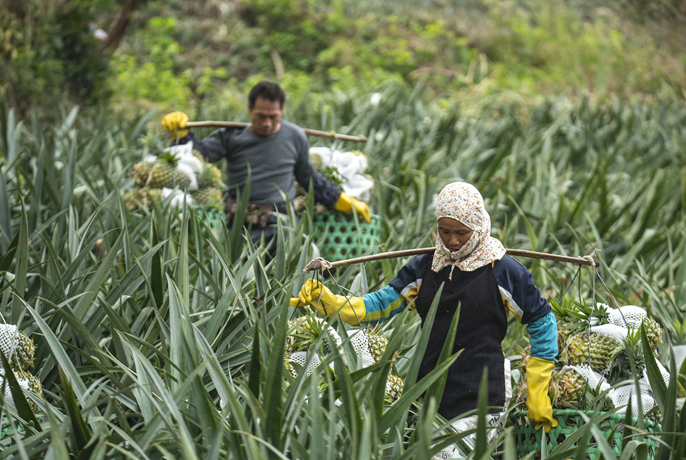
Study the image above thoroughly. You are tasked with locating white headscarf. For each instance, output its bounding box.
[432,182,506,279]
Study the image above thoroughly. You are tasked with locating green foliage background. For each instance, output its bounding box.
[2,0,686,117]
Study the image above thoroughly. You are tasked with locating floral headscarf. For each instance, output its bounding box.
[432,182,506,278]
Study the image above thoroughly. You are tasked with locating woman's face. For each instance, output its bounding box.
[437,217,474,252]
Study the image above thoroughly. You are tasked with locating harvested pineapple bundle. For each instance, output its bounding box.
[294,148,374,212]
[284,317,403,401]
[515,300,666,420]
[125,145,225,212]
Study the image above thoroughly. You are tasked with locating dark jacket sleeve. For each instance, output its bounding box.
[492,255,551,324]
[177,130,232,163]
[292,129,342,208]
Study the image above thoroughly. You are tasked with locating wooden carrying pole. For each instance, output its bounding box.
[185,121,368,142]
[304,247,598,272]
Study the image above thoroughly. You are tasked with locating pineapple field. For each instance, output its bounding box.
[1,82,686,458]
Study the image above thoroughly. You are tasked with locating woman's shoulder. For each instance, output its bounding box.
[493,254,530,278]
[388,253,432,292]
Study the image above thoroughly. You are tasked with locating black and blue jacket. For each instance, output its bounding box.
[360,253,558,362]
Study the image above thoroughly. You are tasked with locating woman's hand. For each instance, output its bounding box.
[291,279,367,325]
[526,357,559,432]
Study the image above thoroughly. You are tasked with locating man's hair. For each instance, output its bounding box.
[248,81,286,108]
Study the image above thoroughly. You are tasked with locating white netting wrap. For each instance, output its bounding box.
[590,324,628,342]
[608,382,656,418]
[0,324,19,368]
[643,360,670,387]
[563,364,610,392]
[347,330,375,369]
[0,374,31,406]
[287,351,323,378]
[609,306,646,329]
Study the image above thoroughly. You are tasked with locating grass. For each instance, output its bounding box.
[0,83,685,457]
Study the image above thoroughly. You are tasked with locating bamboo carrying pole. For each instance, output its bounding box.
[303,247,598,272]
[185,121,368,142]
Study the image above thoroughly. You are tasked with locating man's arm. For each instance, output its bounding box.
[176,131,232,163]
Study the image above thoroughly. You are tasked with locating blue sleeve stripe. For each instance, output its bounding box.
[361,285,404,323]
[526,312,559,362]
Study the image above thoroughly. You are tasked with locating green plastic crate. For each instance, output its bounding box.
[312,212,381,261]
[511,409,660,459]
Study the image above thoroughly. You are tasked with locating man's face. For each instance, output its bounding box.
[248,97,283,136]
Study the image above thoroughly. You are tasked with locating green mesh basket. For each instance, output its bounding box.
[312,212,381,261]
[511,409,660,459]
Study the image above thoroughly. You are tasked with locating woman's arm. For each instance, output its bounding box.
[493,255,559,432]
[294,254,431,325]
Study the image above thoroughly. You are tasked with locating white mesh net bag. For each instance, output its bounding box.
[608,381,656,418]
[564,364,610,392]
[347,329,375,369]
[590,324,628,342]
[286,351,323,378]
[642,360,670,387]
[608,306,647,329]
[0,324,19,369]
[0,374,31,406]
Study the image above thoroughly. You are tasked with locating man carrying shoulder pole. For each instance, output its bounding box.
[161,81,370,255]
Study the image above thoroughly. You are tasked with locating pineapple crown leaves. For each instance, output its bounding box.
[553,297,610,335]
[157,150,180,167]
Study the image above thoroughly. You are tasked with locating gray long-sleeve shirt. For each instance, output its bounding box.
[184,121,341,209]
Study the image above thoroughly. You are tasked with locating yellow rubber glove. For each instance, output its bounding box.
[161,111,190,138]
[333,192,371,224]
[526,357,559,433]
[295,279,366,325]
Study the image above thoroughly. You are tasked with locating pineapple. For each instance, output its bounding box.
[23,371,43,411]
[551,297,610,351]
[147,163,191,189]
[385,373,404,401]
[310,152,323,170]
[146,151,191,189]
[549,367,587,409]
[192,149,205,162]
[197,163,224,189]
[191,188,223,209]
[367,332,388,363]
[560,332,619,373]
[131,162,154,187]
[642,317,662,351]
[13,332,35,371]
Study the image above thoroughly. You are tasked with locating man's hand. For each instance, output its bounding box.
[161,112,190,138]
[334,192,371,223]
